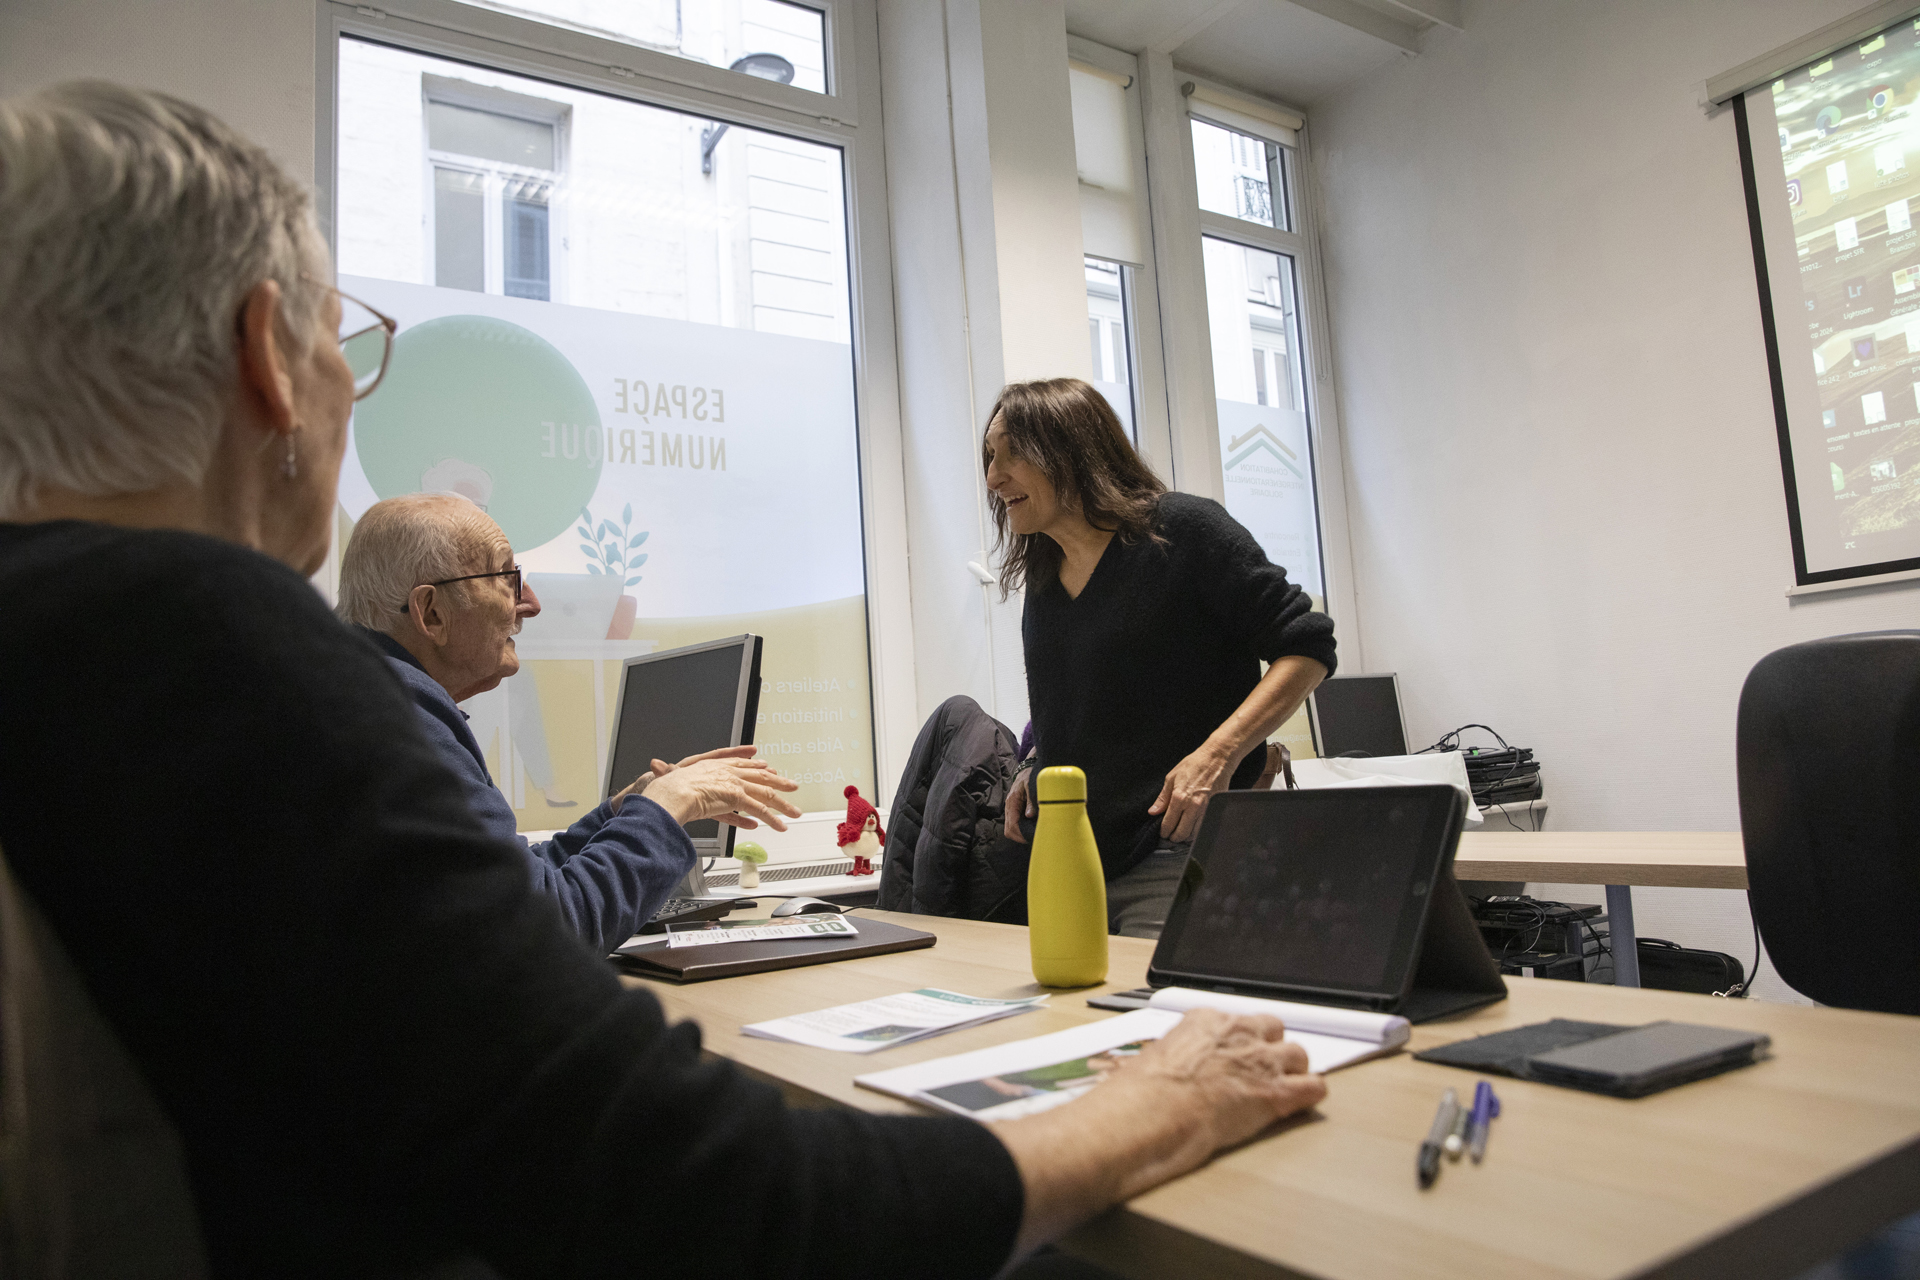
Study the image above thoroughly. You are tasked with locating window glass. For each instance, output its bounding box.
[1083,256,1136,442]
[433,167,486,292]
[337,36,871,826]
[1191,118,1290,231]
[452,0,828,94]
[428,100,556,167]
[1201,236,1322,597]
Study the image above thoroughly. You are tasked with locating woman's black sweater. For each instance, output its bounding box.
[1023,493,1338,879]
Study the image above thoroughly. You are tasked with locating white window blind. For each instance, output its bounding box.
[1069,59,1147,267]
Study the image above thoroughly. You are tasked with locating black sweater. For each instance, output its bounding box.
[0,521,1022,1279]
[1022,493,1338,879]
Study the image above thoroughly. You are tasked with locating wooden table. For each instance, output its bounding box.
[624,909,1920,1280]
[1454,832,1747,987]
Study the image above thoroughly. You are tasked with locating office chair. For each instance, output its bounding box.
[1736,630,1920,1015]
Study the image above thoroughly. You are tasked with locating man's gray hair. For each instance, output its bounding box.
[0,81,326,517]
[337,494,500,631]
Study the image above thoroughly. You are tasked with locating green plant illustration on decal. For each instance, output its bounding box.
[579,502,649,587]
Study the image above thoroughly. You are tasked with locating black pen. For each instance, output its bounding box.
[1418,1088,1459,1188]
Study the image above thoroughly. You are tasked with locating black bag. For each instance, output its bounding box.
[1636,937,1746,996]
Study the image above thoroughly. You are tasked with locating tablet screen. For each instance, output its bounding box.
[1151,787,1458,999]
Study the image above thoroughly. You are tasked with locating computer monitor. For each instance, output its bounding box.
[1308,673,1410,758]
[605,634,762,894]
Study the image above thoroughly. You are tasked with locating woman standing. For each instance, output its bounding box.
[987,378,1336,938]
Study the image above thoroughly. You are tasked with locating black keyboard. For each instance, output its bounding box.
[636,896,755,935]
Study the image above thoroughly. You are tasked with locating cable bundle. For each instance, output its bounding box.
[1418,724,1542,808]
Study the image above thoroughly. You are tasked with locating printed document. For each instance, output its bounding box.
[665,916,858,949]
[743,988,1048,1053]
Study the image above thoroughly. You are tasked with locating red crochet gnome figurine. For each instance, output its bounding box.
[836,784,884,876]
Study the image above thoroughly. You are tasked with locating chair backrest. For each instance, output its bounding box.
[1736,630,1920,1014]
[0,846,208,1278]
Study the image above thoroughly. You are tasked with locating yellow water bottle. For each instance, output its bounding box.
[1027,766,1108,987]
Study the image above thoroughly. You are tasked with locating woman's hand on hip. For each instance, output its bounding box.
[1004,765,1036,843]
[1148,742,1235,843]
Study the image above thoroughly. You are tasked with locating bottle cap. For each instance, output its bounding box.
[1036,765,1087,803]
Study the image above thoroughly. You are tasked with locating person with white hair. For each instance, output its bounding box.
[0,81,1326,1278]
[337,492,788,951]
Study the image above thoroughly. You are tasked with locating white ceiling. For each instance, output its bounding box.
[1064,0,1458,109]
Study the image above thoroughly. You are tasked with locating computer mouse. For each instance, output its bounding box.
[770,896,846,917]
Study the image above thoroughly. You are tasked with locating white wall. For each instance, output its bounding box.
[1311,0,1917,1000]
[879,0,1092,737]
[0,0,315,178]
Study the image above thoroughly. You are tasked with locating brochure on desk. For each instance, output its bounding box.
[856,990,1410,1123]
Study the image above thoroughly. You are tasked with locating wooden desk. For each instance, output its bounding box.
[1454,832,1748,987]
[625,910,1920,1280]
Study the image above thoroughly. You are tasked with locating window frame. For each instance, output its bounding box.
[314,0,919,803]
[1175,82,1359,629]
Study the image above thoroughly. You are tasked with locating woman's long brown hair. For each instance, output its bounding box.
[982,378,1165,599]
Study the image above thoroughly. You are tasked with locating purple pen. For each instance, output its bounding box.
[1468,1081,1500,1163]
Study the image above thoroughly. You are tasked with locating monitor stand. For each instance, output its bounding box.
[1395,867,1509,1023]
[676,860,710,898]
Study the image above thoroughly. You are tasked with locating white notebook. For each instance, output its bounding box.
[856,991,1408,1123]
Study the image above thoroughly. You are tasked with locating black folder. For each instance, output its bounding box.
[613,914,935,982]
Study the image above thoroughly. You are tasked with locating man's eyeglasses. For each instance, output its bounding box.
[301,274,398,401]
[404,567,524,609]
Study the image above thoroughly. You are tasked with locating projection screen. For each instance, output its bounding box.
[1736,15,1920,587]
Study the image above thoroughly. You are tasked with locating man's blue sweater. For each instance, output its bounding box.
[358,628,694,951]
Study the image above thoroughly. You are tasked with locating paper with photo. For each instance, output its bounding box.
[857,1010,1182,1122]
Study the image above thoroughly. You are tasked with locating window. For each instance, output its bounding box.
[425,97,562,299]
[1190,111,1322,598]
[333,27,873,827]
[1202,239,1321,597]
[449,0,829,94]
[1178,89,1328,762]
[1192,118,1289,231]
[1084,255,1136,441]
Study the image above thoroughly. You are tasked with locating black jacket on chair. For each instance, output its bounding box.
[878,697,1030,921]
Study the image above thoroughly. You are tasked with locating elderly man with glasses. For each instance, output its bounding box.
[338,493,799,951]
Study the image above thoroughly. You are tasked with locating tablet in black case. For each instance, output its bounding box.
[1146,785,1507,1023]
[1523,1021,1771,1097]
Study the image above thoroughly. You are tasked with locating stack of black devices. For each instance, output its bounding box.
[1459,745,1542,807]
[1470,896,1604,982]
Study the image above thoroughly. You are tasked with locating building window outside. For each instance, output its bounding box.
[1084,255,1137,442]
[336,28,872,829]
[426,99,560,299]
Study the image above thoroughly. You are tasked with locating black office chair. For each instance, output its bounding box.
[1736,630,1920,1014]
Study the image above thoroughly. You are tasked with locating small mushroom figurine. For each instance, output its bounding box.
[733,841,769,890]
[836,785,884,876]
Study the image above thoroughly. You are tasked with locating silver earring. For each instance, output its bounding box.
[282,434,298,481]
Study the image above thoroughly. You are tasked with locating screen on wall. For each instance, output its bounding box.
[1737,17,1920,586]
